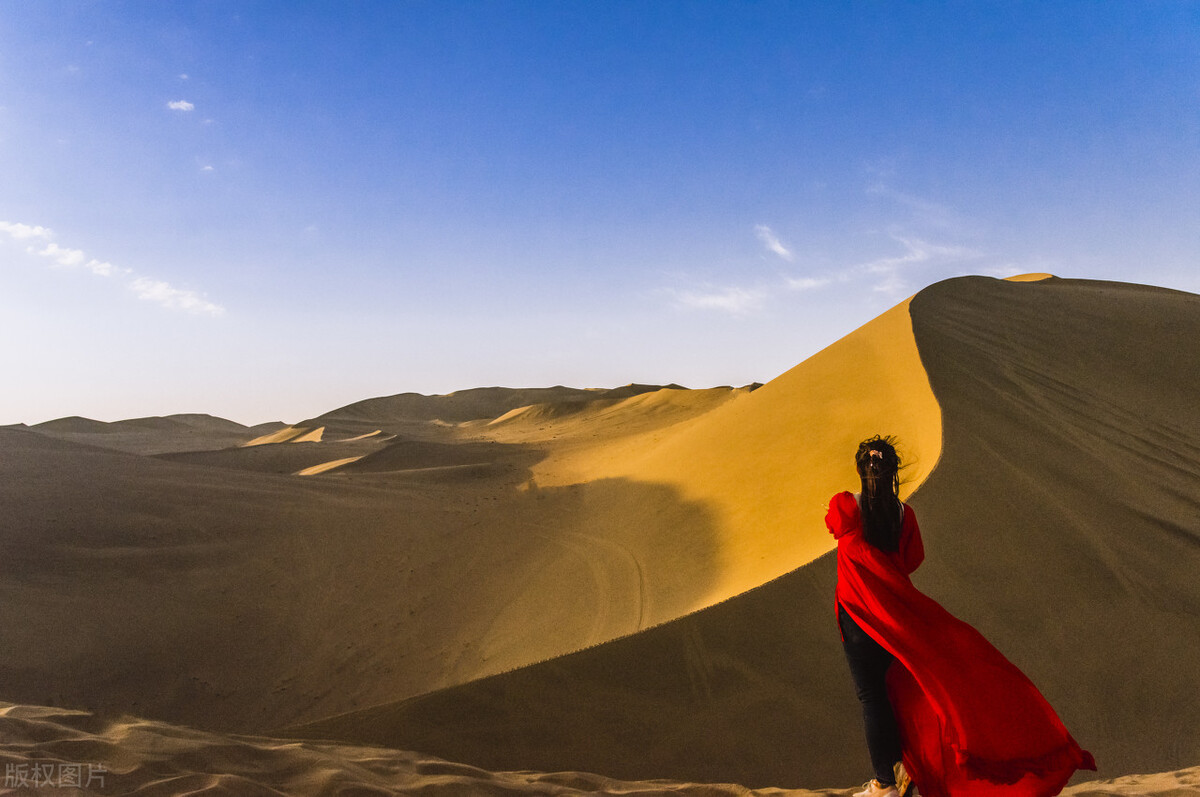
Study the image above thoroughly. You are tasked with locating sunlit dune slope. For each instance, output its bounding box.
[295,277,1200,789]
[480,385,747,443]
[243,424,325,446]
[294,456,365,476]
[471,298,942,608]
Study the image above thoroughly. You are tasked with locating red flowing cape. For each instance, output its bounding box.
[826,491,1096,797]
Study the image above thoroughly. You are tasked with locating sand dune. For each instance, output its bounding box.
[31,415,119,434]
[483,385,746,442]
[302,384,674,438]
[1,275,1197,793]
[28,413,285,455]
[0,702,1191,797]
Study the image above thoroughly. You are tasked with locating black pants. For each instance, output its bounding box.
[839,604,902,785]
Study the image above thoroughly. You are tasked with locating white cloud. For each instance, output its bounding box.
[37,242,86,267]
[3,219,223,315]
[179,73,189,80]
[130,277,224,316]
[0,221,52,240]
[84,259,118,277]
[754,224,793,261]
[201,165,214,172]
[3,222,126,277]
[167,100,195,111]
[671,285,766,315]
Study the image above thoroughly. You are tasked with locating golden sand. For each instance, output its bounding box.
[243,425,312,446]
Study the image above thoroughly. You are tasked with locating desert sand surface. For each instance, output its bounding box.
[1,275,1197,793]
[1,702,1194,797]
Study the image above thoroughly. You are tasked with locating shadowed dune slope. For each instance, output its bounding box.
[294,277,1199,788]
[905,276,1200,777]
[0,426,727,733]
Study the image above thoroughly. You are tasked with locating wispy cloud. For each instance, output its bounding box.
[754,224,793,261]
[856,232,981,295]
[130,278,224,316]
[867,183,974,234]
[167,100,195,111]
[861,234,977,272]
[1,219,224,316]
[670,285,767,315]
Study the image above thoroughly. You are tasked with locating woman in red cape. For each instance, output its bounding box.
[828,436,1095,797]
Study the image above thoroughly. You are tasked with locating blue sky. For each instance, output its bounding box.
[1,2,1197,425]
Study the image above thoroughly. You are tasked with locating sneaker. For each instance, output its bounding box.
[894,761,912,797]
[853,779,899,797]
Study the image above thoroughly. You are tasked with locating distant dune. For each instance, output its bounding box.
[29,413,286,455]
[300,384,675,437]
[1,275,1197,793]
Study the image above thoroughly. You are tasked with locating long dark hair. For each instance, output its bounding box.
[855,435,902,552]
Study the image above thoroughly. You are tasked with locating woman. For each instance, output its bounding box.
[827,436,1095,797]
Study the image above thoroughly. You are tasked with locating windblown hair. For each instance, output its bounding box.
[855,435,903,552]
